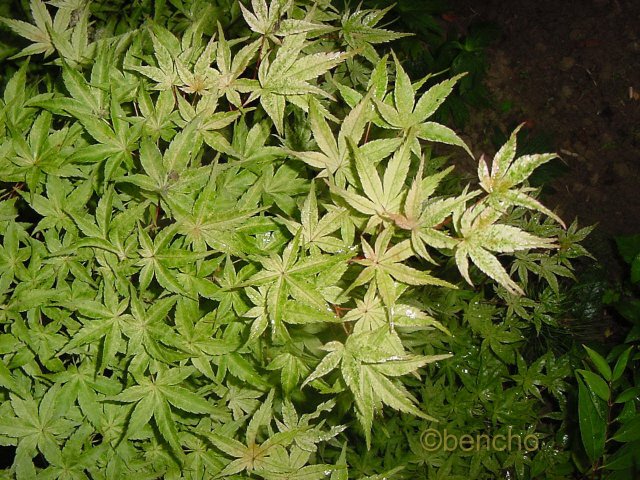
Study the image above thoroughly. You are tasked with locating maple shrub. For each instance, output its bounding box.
[0,0,594,478]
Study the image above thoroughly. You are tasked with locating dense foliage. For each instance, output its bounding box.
[572,235,640,479]
[0,0,621,479]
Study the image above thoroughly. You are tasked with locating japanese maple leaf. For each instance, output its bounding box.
[346,227,455,307]
[477,124,565,227]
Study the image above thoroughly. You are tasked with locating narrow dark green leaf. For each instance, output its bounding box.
[577,376,607,463]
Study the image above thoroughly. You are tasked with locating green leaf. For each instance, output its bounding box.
[154,396,184,461]
[127,394,155,437]
[365,369,431,419]
[577,376,607,463]
[1,0,55,58]
[161,386,213,414]
[257,33,348,133]
[207,432,247,458]
[612,416,640,443]
[614,386,640,404]
[164,120,200,174]
[139,137,165,186]
[392,55,414,117]
[583,345,612,381]
[0,360,20,395]
[415,122,472,157]
[413,74,465,123]
[283,302,340,325]
[227,352,271,389]
[349,138,384,207]
[577,369,610,402]
[615,234,640,264]
[479,127,566,227]
[303,347,343,388]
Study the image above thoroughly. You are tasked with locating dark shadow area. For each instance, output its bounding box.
[451,0,640,238]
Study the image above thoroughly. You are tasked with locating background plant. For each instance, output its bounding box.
[0,0,591,478]
[569,236,640,480]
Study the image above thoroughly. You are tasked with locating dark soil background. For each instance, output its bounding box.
[450,0,640,243]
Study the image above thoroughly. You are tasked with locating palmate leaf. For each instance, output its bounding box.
[212,23,261,106]
[173,31,219,97]
[290,94,396,181]
[340,6,411,63]
[118,290,184,364]
[61,190,150,275]
[5,113,84,193]
[107,366,215,462]
[49,4,95,67]
[371,56,472,156]
[116,119,201,198]
[137,86,178,141]
[0,385,77,474]
[260,163,308,216]
[55,59,105,117]
[240,0,333,41]
[174,298,238,380]
[276,398,346,455]
[329,138,413,231]
[278,182,349,253]
[0,0,64,59]
[227,117,284,165]
[57,293,130,373]
[341,284,386,333]
[240,0,287,38]
[0,62,36,134]
[477,125,565,227]
[266,351,310,395]
[387,159,479,262]
[254,34,349,133]
[205,390,305,477]
[303,327,450,448]
[454,205,558,295]
[166,161,265,257]
[135,222,213,297]
[126,28,179,91]
[237,229,350,342]
[347,227,455,307]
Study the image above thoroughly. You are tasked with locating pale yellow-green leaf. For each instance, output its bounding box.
[491,123,523,179]
[500,189,566,228]
[392,54,414,117]
[309,97,339,160]
[504,153,557,187]
[382,140,411,206]
[349,138,384,207]
[412,73,465,123]
[416,121,472,157]
[467,245,524,295]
